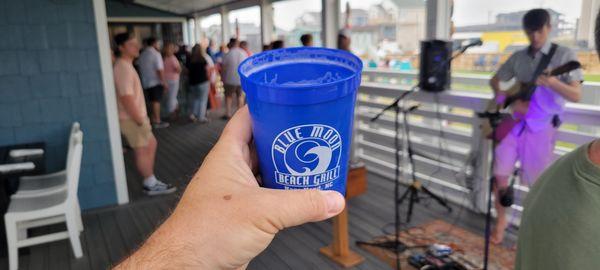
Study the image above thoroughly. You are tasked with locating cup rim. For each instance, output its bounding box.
[238,47,363,91]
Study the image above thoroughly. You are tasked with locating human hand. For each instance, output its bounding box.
[494,92,506,105]
[114,106,346,270]
[535,75,559,88]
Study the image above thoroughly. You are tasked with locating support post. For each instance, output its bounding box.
[194,16,203,43]
[321,0,340,48]
[182,20,189,45]
[426,0,452,40]
[320,167,366,268]
[92,0,129,204]
[260,0,274,46]
[188,18,196,45]
[221,6,231,44]
[475,130,492,213]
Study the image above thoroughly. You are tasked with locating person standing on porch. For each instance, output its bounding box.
[113,32,177,196]
[337,29,351,52]
[240,40,252,57]
[202,39,220,113]
[301,33,313,47]
[187,44,210,123]
[162,42,182,121]
[137,37,169,129]
[221,38,247,119]
[488,9,582,244]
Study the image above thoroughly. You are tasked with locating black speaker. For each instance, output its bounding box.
[419,40,453,92]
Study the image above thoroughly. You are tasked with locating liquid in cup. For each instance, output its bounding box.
[239,47,363,195]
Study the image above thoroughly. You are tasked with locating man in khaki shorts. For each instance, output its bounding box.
[221,38,248,119]
[113,32,176,196]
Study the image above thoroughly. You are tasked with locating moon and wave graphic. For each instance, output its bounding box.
[284,140,333,176]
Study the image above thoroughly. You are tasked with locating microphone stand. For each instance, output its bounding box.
[357,40,481,270]
[369,86,416,270]
[475,110,503,270]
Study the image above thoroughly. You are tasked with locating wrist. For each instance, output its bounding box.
[547,77,560,89]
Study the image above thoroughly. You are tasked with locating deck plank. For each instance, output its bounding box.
[113,208,144,252]
[47,239,70,270]
[97,211,130,265]
[84,214,112,270]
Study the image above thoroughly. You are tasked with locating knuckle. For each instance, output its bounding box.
[305,189,326,217]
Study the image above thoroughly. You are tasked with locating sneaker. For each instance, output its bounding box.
[221,115,230,120]
[144,180,177,196]
[152,122,170,129]
[199,118,209,124]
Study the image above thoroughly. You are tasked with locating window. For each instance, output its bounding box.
[273,0,322,47]
[229,6,262,54]
[200,14,222,45]
[340,0,427,71]
[452,0,591,78]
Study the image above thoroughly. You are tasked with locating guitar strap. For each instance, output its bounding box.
[524,43,558,100]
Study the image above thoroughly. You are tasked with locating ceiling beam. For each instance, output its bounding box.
[188,0,262,17]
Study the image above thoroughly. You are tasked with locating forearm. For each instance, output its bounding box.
[550,80,581,102]
[489,76,502,95]
[120,96,146,124]
[114,213,210,269]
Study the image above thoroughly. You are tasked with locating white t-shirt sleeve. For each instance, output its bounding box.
[239,50,248,63]
[154,51,164,71]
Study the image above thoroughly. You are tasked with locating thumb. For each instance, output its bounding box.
[263,189,345,230]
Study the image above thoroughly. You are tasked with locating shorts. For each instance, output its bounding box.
[120,119,153,148]
[494,124,557,186]
[224,84,242,97]
[145,84,164,102]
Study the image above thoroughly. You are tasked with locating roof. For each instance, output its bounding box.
[390,0,426,8]
[106,0,185,18]
[455,8,564,33]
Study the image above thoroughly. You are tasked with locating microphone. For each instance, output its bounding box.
[407,104,420,112]
[458,39,483,53]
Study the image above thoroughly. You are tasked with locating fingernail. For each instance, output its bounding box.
[322,191,345,215]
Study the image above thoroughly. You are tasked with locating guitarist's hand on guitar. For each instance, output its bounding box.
[535,74,559,89]
[502,61,581,108]
[494,92,507,105]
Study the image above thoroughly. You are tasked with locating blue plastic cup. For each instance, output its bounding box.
[239,47,363,195]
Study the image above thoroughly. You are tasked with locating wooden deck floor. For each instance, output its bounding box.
[0,115,517,270]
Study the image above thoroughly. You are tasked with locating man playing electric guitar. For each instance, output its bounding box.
[488,9,583,244]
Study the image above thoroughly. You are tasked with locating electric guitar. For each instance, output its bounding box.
[502,60,581,112]
[481,60,582,141]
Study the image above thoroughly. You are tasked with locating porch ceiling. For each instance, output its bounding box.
[134,0,264,16]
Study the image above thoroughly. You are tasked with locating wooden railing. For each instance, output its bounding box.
[356,69,600,226]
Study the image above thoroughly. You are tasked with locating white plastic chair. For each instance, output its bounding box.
[11,122,80,199]
[4,131,84,270]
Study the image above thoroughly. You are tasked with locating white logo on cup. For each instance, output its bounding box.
[271,124,342,188]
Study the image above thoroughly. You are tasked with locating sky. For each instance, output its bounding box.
[199,0,583,31]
